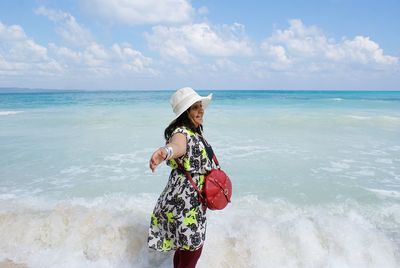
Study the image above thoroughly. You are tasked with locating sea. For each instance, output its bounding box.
[0,89,399,268]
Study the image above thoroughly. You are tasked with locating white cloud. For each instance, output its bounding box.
[84,0,193,25]
[260,19,398,72]
[340,36,398,65]
[146,22,253,64]
[208,58,239,73]
[0,19,155,88]
[260,44,292,70]
[35,6,93,47]
[198,6,209,15]
[0,22,62,76]
[48,42,154,77]
[33,6,156,78]
[48,44,81,63]
[0,23,27,41]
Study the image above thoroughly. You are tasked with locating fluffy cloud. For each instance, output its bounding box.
[0,22,62,76]
[339,36,397,65]
[0,12,155,87]
[261,44,292,71]
[35,6,93,47]
[0,23,26,41]
[49,42,154,76]
[146,22,253,64]
[35,7,155,77]
[2,8,398,90]
[260,19,398,72]
[83,0,193,25]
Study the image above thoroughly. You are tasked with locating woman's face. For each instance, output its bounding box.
[188,101,204,128]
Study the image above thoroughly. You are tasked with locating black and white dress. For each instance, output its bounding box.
[148,126,217,251]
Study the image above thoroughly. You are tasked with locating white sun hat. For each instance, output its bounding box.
[169,87,212,124]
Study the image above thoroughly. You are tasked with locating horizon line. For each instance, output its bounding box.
[1,87,399,93]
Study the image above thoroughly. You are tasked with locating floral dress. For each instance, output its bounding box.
[148,126,217,251]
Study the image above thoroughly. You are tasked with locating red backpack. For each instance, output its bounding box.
[178,155,232,210]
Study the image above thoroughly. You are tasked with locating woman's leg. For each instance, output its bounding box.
[174,246,203,268]
[173,250,181,268]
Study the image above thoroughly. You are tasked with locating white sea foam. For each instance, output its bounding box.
[347,115,370,120]
[0,195,399,268]
[319,161,351,173]
[375,158,393,164]
[0,110,23,116]
[344,115,400,125]
[366,188,400,199]
[0,193,16,200]
[390,146,400,152]
[355,169,376,177]
[60,166,89,175]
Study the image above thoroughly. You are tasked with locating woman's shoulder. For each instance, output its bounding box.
[171,126,196,137]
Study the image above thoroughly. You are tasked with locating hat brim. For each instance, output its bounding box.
[169,93,212,125]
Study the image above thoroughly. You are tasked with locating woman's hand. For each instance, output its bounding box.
[149,133,187,172]
[149,148,166,172]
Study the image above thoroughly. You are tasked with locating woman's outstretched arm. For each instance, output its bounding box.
[149,133,187,172]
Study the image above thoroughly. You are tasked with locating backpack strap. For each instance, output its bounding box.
[176,162,205,204]
[176,135,221,207]
[198,134,221,169]
[212,155,220,168]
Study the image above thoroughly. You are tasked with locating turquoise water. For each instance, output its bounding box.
[0,90,399,267]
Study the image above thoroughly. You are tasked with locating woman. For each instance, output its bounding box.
[148,87,217,268]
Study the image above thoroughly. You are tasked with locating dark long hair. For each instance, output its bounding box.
[164,109,203,141]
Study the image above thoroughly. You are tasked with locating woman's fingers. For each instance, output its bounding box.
[150,158,157,172]
[149,154,155,171]
[149,149,162,172]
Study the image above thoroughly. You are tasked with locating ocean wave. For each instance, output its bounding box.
[375,158,394,164]
[346,115,400,121]
[0,110,23,116]
[0,195,399,268]
[366,188,400,199]
[214,114,400,126]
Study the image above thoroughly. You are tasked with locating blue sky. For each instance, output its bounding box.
[0,0,399,90]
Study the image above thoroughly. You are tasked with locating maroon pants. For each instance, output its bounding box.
[173,246,203,268]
